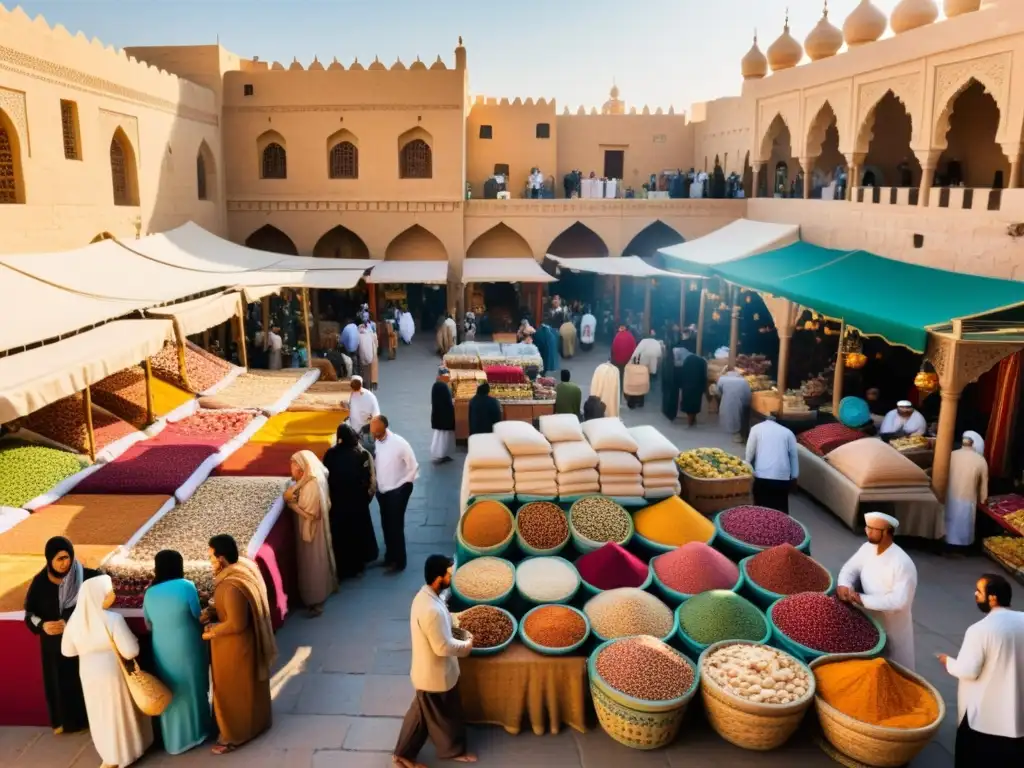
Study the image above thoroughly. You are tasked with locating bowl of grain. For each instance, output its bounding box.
[454,605,517,657]
[450,556,516,607]
[519,604,591,656]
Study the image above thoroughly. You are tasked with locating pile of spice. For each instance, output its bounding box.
[678,590,767,646]
[457,606,515,649]
[596,635,694,701]
[516,557,579,603]
[522,605,588,648]
[461,500,513,548]
[634,496,715,547]
[814,657,938,729]
[703,643,810,705]
[720,506,805,548]
[746,544,831,595]
[517,502,569,550]
[571,497,631,544]
[452,557,514,601]
[653,542,739,595]
[585,588,674,639]
[772,593,880,654]
[575,543,648,590]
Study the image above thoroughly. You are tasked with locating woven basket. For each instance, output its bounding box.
[679,469,753,515]
[698,641,815,751]
[809,655,945,767]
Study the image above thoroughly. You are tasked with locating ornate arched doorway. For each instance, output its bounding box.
[861,92,919,189]
[936,80,1007,190]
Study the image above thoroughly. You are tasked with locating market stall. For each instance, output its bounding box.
[461,258,556,329]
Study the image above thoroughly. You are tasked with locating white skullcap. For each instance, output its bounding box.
[351,375,363,383]
[896,400,913,408]
[864,511,899,530]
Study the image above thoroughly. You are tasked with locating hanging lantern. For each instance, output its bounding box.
[711,310,721,322]
[915,370,939,395]
[803,320,816,330]
[845,352,868,370]
[745,295,752,304]
[718,302,728,310]
[823,327,832,336]
[689,281,698,291]
[752,313,760,321]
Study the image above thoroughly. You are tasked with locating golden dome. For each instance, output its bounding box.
[843,0,887,46]
[767,16,804,72]
[891,0,938,34]
[944,0,981,17]
[741,32,768,80]
[805,3,844,61]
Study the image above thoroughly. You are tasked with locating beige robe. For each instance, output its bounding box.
[285,453,338,607]
[560,322,577,358]
[589,363,621,418]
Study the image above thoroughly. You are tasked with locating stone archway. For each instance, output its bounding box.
[466,223,533,259]
[547,222,610,308]
[547,222,609,258]
[759,114,795,196]
[385,224,447,261]
[936,80,1008,189]
[0,107,25,204]
[623,221,686,329]
[313,225,371,260]
[806,102,846,193]
[622,221,684,261]
[245,224,298,255]
[859,91,919,187]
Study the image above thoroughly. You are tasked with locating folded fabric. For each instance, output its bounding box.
[643,475,683,489]
[628,425,680,462]
[553,441,599,472]
[538,413,584,443]
[467,434,513,469]
[515,483,558,495]
[468,467,515,484]
[598,451,643,475]
[468,480,516,495]
[514,469,557,484]
[644,484,681,499]
[493,421,552,457]
[642,459,679,479]
[600,482,645,498]
[582,417,639,453]
[556,468,599,486]
[557,483,601,496]
[513,454,556,472]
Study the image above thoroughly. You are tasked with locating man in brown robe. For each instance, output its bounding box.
[202,534,277,755]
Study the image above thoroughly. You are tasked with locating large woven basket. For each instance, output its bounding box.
[697,640,815,751]
[679,470,753,515]
[809,655,945,767]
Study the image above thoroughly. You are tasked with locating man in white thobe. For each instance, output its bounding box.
[267,326,283,370]
[837,511,918,670]
[347,376,380,453]
[945,431,989,548]
[880,400,927,439]
[937,574,1024,764]
[716,369,752,443]
[633,330,664,378]
[579,310,597,351]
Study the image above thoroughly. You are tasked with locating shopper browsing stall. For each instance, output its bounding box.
[945,431,989,548]
[372,415,419,573]
[745,413,799,514]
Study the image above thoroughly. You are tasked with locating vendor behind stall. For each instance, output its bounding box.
[880,400,927,440]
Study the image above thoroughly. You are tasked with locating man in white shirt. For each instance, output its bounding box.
[837,512,918,670]
[579,309,597,351]
[267,326,283,370]
[528,167,544,199]
[371,415,419,573]
[745,413,798,514]
[394,555,476,768]
[346,375,380,453]
[938,574,1024,764]
[880,400,927,439]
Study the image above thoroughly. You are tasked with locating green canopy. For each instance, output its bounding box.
[712,242,1024,352]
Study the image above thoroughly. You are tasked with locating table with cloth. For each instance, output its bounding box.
[458,643,588,736]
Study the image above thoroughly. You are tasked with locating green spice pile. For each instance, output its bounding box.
[678,590,766,646]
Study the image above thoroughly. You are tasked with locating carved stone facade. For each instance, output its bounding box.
[0,86,28,156]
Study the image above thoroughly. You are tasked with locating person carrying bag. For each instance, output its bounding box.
[623,352,650,409]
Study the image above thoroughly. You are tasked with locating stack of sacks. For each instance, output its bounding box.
[582,418,643,498]
[465,433,514,498]
[629,425,682,499]
[493,421,555,497]
[542,415,599,496]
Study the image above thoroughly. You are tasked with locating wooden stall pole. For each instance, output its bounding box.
[235,296,249,369]
[534,282,543,328]
[261,297,271,351]
[171,318,193,392]
[679,281,687,330]
[367,280,378,321]
[728,284,740,368]
[613,276,621,324]
[143,358,155,425]
[83,386,96,462]
[643,279,652,335]
[832,320,846,415]
[202,330,210,350]
[696,281,707,357]
[311,290,321,353]
[301,288,313,368]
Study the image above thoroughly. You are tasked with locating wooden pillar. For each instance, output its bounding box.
[728,285,740,367]
[613,276,621,324]
[534,282,543,328]
[832,320,846,414]
[83,386,96,462]
[235,298,249,369]
[172,319,192,391]
[367,281,378,320]
[143,359,155,425]
[643,279,652,334]
[261,297,271,351]
[311,290,321,352]
[679,281,687,329]
[696,282,707,357]
[301,288,313,368]
[777,329,792,416]
[931,389,961,501]
[202,330,210,350]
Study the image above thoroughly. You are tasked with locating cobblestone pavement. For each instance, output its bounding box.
[3,338,987,767]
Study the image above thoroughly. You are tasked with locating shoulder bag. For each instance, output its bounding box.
[623,353,651,396]
[106,625,173,716]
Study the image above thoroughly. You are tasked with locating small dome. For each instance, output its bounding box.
[805,4,844,61]
[891,0,938,34]
[349,57,364,70]
[430,55,447,70]
[328,56,344,71]
[410,56,427,70]
[368,55,386,71]
[288,57,304,71]
[308,56,325,71]
[944,0,981,17]
[843,0,887,46]
[767,17,803,72]
[741,32,768,79]
[391,57,406,70]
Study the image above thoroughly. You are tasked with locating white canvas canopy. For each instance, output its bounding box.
[461,258,555,284]
[657,219,799,274]
[0,320,173,423]
[545,254,692,279]
[366,261,449,285]
[144,292,245,338]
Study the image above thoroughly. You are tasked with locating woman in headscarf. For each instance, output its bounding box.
[142,550,212,755]
[23,536,96,735]
[322,424,379,578]
[535,323,560,375]
[284,450,338,615]
[62,575,153,768]
[430,367,456,463]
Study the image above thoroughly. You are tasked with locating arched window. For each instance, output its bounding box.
[0,124,19,204]
[400,139,432,179]
[110,136,131,206]
[329,141,358,179]
[197,152,208,200]
[262,142,287,179]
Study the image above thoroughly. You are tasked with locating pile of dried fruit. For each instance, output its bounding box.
[772,593,880,654]
[516,502,569,550]
[456,605,514,649]
[148,341,233,394]
[19,393,138,455]
[703,643,810,705]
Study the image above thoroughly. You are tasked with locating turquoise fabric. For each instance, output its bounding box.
[837,396,871,428]
[143,579,213,755]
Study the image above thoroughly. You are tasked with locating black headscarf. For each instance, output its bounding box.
[336,422,360,452]
[44,536,74,579]
[152,550,184,585]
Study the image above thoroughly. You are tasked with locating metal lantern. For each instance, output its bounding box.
[915,370,939,395]
[845,352,868,370]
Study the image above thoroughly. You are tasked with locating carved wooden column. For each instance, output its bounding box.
[1001,142,1022,189]
[801,157,817,199]
[915,150,942,207]
[832,320,846,414]
[761,295,798,417]
[728,285,740,368]
[751,166,760,199]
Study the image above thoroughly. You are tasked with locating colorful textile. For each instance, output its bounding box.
[985,351,1020,478]
[74,443,218,495]
[798,423,866,457]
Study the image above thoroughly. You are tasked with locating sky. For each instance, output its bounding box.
[14,0,911,111]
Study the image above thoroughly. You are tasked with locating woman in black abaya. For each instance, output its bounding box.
[23,536,98,734]
[322,423,379,579]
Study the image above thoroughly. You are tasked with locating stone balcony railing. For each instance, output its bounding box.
[463,197,746,217]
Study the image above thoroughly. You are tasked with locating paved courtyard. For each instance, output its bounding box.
[2,336,990,767]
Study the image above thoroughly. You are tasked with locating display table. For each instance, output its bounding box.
[981,495,1024,537]
[458,642,588,736]
[454,400,556,442]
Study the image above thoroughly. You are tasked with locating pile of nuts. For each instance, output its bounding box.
[517,502,569,550]
[596,635,695,702]
[452,557,515,601]
[571,496,631,544]
[456,606,514,648]
[523,605,588,648]
[703,643,810,705]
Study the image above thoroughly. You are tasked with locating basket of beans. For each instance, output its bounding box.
[455,605,517,656]
[698,641,816,751]
[588,635,700,749]
[569,495,634,554]
[675,590,770,657]
[450,556,516,608]
[768,593,886,663]
[515,501,570,556]
[650,542,742,607]
[584,588,676,644]
[519,604,591,656]
[458,499,515,560]
[575,542,653,599]
[740,544,834,609]
[713,506,810,560]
